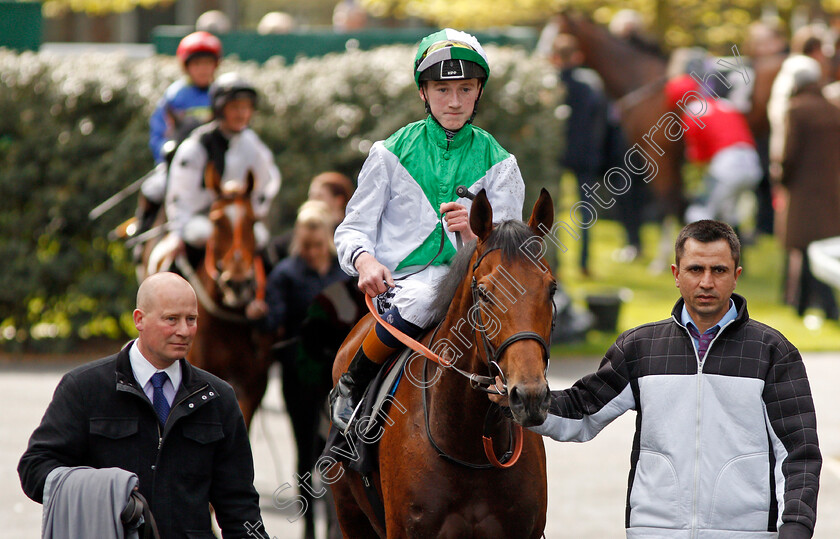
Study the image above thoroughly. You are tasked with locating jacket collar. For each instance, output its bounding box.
[425,115,472,150]
[115,340,206,397]
[670,293,749,331]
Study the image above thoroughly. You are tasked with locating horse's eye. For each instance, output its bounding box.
[477,286,494,305]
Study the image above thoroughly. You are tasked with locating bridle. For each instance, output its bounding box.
[366,242,554,468]
[177,194,265,325]
[469,246,552,391]
[204,195,266,304]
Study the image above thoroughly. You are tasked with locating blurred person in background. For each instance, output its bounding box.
[148,73,281,301]
[137,31,222,241]
[768,25,829,182]
[664,74,762,231]
[257,11,296,35]
[551,33,608,276]
[263,200,348,340]
[196,10,231,35]
[778,59,840,320]
[261,200,349,539]
[268,171,354,264]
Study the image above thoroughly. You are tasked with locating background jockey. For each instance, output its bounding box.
[329,28,526,431]
[137,31,223,240]
[148,72,281,290]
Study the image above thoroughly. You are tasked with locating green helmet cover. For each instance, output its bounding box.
[414,29,490,88]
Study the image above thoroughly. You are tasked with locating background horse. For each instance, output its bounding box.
[558,12,685,268]
[328,189,555,538]
[558,12,781,257]
[181,164,272,427]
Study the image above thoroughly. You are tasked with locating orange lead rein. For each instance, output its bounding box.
[364,294,523,469]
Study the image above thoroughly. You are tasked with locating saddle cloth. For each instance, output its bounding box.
[323,347,413,475]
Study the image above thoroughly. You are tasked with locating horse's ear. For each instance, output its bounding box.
[528,188,554,237]
[204,162,221,193]
[469,189,493,242]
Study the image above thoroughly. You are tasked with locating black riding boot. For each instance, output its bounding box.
[329,348,381,432]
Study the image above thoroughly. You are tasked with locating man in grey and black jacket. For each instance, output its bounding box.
[497,220,821,539]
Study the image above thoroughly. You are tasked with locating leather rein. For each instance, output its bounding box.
[364,246,552,469]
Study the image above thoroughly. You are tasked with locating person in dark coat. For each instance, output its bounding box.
[18,272,270,539]
[779,60,840,319]
[552,33,608,276]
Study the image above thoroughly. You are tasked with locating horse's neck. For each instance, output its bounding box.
[425,286,496,434]
[572,22,666,99]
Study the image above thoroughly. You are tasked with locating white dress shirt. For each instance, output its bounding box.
[129,340,182,407]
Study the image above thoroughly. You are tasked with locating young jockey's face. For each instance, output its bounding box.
[185,56,218,88]
[421,79,481,130]
[220,98,254,133]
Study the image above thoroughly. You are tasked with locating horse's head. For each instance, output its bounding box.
[203,163,266,309]
[467,189,556,427]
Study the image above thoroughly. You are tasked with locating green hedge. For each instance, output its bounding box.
[0,45,563,350]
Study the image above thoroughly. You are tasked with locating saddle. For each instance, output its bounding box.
[324,348,412,474]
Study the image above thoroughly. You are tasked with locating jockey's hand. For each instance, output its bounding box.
[488,375,509,407]
[355,252,394,297]
[245,298,268,320]
[440,202,477,243]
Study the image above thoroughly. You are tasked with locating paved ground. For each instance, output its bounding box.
[2,352,838,538]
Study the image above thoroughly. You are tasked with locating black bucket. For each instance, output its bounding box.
[586,294,622,332]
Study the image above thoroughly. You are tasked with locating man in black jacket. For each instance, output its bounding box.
[19,272,270,538]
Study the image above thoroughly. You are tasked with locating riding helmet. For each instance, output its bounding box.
[414,29,490,88]
[209,72,258,117]
[176,31,223,65]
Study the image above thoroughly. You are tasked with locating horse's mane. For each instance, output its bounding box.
[428,220,535,324]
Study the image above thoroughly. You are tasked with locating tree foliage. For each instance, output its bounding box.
[361,0,839,51]
[0,46,563,350]
[39,0,169,17]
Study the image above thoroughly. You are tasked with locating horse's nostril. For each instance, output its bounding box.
[508,386,522,407]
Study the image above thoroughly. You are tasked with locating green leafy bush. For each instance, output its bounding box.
[0,45,563,349]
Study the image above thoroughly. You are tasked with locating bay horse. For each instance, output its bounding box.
[178,163,272,427]
[328,189,556,537]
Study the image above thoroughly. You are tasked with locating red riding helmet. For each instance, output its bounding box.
[176,31,223,65]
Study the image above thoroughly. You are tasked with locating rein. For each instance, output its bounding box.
[364,246,551,469]
[176,254,253,324]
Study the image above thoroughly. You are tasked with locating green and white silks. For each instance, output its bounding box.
[335,116,525,327]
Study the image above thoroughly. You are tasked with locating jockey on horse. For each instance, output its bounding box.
[329,29,526,431]
[136,31,223,243]
[147,72,281,319]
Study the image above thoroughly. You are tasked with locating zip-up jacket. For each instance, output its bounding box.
[335,115,525,277]
[531,294,821,539]
[18,342,269,538]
